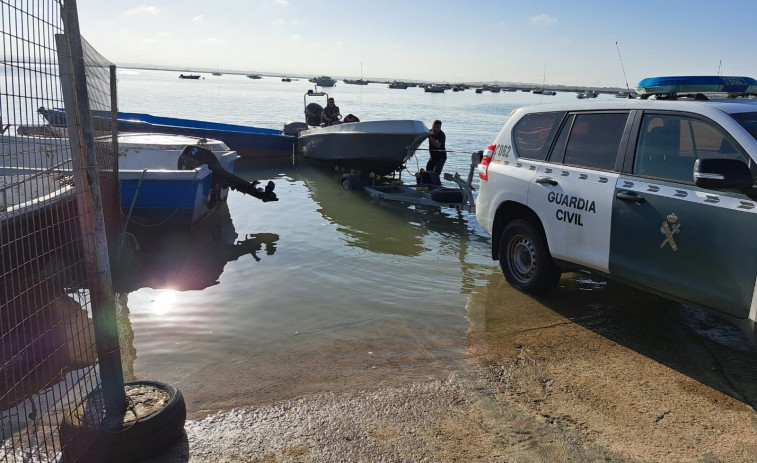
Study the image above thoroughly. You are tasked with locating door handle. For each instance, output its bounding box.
[616,190,646,204]
[535,176,558,186]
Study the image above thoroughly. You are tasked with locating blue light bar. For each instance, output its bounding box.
[635,76,757,95]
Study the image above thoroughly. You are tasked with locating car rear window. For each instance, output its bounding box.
[512,112,564,160]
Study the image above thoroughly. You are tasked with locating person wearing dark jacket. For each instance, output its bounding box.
[426,120,447,173]
[321,98,341,125]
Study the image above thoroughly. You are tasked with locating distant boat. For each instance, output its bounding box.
[212,72,222,76]
[542,90,557,96]
[309,75,337,87]
[475,88,483,94]
[344,79,368,85]
[281,77,292,82]
[424,85,445,93]
[576,91,597,99]
[247,74,262,79]
[388,81,408,89]
[179,74,200,79]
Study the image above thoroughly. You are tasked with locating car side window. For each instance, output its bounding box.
[559,113,628,170]
[512,112,564,161]
[634,113,750,184]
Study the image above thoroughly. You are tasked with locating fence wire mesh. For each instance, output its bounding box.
[1,0,122,461]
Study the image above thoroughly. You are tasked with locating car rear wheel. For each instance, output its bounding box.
[499,219,560,295]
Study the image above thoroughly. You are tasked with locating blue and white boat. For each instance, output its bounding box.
[2,131,276,229]
[117,133,239,228]
[37,107,297,160]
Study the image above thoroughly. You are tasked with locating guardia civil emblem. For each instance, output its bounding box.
[660,213,680,251]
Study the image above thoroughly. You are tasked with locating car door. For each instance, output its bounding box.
[527,111,630,272]
[610,111,757,319]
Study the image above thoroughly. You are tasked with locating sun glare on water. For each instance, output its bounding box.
[152,289,179,316]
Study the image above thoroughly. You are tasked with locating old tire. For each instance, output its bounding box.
[430,188,464,203]
[340,173,363,191]
[499,219,561,295]
[60,380,186,463]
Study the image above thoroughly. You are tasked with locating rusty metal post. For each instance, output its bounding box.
[57,0,126,417]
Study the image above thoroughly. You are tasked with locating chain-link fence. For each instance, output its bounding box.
[1,0,124,460]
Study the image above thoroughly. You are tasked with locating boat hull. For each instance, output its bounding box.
[117,133,239,228]
[297,120,429,176]
[37,108,296,160]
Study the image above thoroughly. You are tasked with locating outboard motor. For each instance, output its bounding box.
[305,102,323,126]
[178,145,277,202]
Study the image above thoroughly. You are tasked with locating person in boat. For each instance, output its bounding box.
[321,97,341,126]
[343,114,360,123]
[426,120,447,173]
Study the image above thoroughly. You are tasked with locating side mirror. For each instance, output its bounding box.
[694,158,754,191]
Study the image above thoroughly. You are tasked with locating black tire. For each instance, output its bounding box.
[340,173,363,191]
[60,380,186,463]
[499,219,561,295]
[430,188,464,203]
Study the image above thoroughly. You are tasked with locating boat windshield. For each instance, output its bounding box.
[731,112,757,141]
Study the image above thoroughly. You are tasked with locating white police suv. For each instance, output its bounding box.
[475,76,757,339]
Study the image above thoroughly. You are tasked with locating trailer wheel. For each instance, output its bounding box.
[340,174,363,191]
[60,380,186,463]
[430,188,463,203]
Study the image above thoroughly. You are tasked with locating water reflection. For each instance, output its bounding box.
[113,203,278,292]
[298,166,430,256]
[112,203,279,381]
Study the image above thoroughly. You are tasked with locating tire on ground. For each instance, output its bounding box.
[498,218,561,295]
[59,380,186,463]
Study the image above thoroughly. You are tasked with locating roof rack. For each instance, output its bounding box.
[635,76,757,100]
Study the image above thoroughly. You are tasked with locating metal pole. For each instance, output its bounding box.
[57,0,126,418]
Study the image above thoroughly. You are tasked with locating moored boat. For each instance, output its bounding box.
[308,75,337,87]
[37,107,296,160]
[388,81,408,89]
[179,74,201,79]
[424,85,445,93]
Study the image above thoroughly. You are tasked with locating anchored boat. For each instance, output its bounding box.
[38,107,296,159]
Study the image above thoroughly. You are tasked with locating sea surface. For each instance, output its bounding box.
[113,70,609,416]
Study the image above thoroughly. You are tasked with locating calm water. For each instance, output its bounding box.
[113,70,608,416]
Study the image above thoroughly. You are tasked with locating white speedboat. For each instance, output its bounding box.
[295,91,430,176]
[298,120,430,176]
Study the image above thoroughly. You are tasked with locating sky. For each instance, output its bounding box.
[75,0,757,88]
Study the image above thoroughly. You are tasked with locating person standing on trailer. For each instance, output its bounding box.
[426,120,447,173]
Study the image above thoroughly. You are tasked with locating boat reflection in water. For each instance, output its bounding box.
[112,202,279,380]
[299,166,436,257]
[113,203,278,292]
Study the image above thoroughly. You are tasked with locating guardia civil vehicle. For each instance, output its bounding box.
[475,76,757,340]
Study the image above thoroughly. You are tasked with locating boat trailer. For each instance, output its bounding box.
[339,150,482,213]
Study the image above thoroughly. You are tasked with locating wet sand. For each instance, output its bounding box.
[145,273,757,462]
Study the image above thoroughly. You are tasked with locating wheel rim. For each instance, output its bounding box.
[507,234,536,284]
